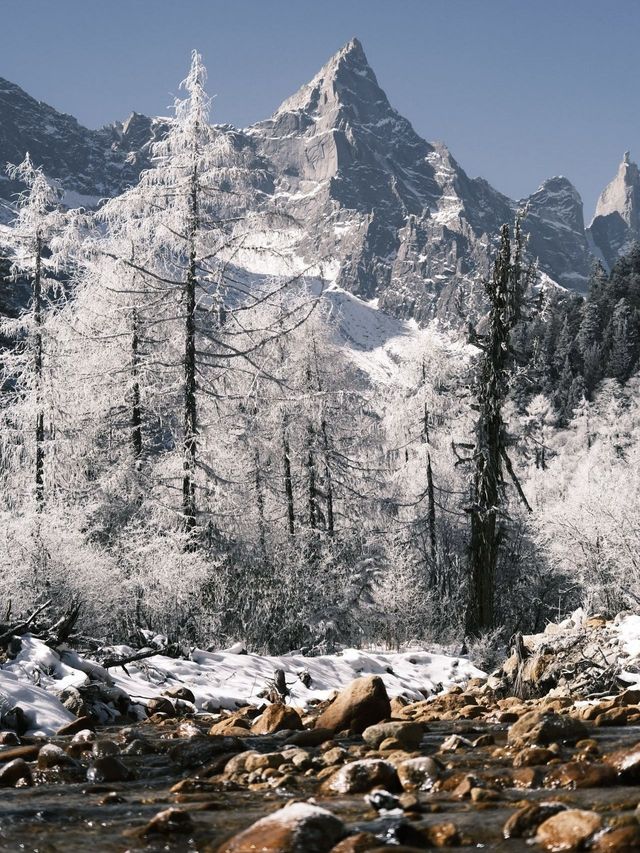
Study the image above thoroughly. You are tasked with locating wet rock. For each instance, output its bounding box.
[286,727,333,747]
[396,756,440,792]
[122,737,155,756]
[329,832,381,852]
[86,756,132,783]
[217,801,345,852]
[513,747,556,767]
[536,809,603,851]
[544,761,617,789]
[595,708,630,726]
[92,739,120,757]
[56,686,89,717]
[365,789,401,812]
[163,685,196,703]
[439,734,473,752]
[316,676,391,734]
[613,688,640,707]
[244,752,284,773]
[37,744,73,769]
[0,758,32,787]
[169,736,245,769]
[322,758,399,794]
[56,715,95,736]
[209,713,252,736]
[591,825,640,851]
[0,731,20,745]
[507,711,588,748]
[362,722,423,751]
[251,704,304,734]
[1,706,28,736]
[137,807,194,836]
[604,741,640,781]
[424,821,459,846]
[503,802,568,839]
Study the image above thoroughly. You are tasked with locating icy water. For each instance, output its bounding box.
[1,718,640,852]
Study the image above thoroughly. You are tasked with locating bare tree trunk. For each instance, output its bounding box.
[182,166,198,535]
[130,307,142,461]
[282,418,295,535]
[34,234,44,510]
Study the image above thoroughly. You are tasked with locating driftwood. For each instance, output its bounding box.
[100,645,178,670]
[0,599,53,648]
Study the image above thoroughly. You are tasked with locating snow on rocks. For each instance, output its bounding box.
[0,669,74,736]
[0,634,484,734]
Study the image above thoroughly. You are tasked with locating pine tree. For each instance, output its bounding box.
[608,298,638,382]
[464,221,533,636]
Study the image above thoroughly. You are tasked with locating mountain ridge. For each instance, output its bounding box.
[1,41,636,319]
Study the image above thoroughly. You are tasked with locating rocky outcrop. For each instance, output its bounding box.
[315,675,391,734]
[588,152,640,270]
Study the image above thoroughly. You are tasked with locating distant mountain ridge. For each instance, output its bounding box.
[0,39,636,320]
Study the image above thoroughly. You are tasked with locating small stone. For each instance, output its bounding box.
[424,821,459,847]
[139,807,194,835]
[362,722,423,751]
[251,704,304,734]
[86,756,131,783]
[0,732,20,745]
[503,802,567,839]
[536,809,603,851]
[329,832,381,852]
[163,686,196,703]
[37,744,72,769]
[591,825,640,851]
[439,734,473,752]
[0,758,32,787]
[286,727,333,747]
[217,801,345,852]
[92,739,120,757]
[605,741,640,781]
[507,711,588,748]
[397,756,440,792]
[543,761,617,789]
[147,697,175,717]
[322,759,399,794]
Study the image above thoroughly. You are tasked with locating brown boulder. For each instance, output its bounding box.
[507,711,588,748]
[536,809,602,851]
[329,833,380,852]
[0,758,32,787]
[396,756,440,792]
[316,677,391,734]
[591,825,640,852]
[251,704,304,735]
[216,801,344,852]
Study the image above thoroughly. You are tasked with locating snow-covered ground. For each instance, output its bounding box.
[0,636,484,735]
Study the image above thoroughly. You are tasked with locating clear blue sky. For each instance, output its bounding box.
[2,0,638,218]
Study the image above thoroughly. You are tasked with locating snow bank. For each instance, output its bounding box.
[0,669,74,736]
[110,645,484,712]
[0,636,484,732]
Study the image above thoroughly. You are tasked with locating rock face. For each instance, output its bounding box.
[217,801,345,853]
[0,77,168,209]
[315,675,391,734]
[588,152,640,270]
[0,39,601,324]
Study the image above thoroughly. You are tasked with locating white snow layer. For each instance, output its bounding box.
[0,636,484,734]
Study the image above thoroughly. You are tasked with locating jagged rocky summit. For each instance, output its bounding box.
[0,39,634,321]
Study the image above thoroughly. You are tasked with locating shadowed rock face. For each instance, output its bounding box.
[588,152,640,270]
[0,40,597,322]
